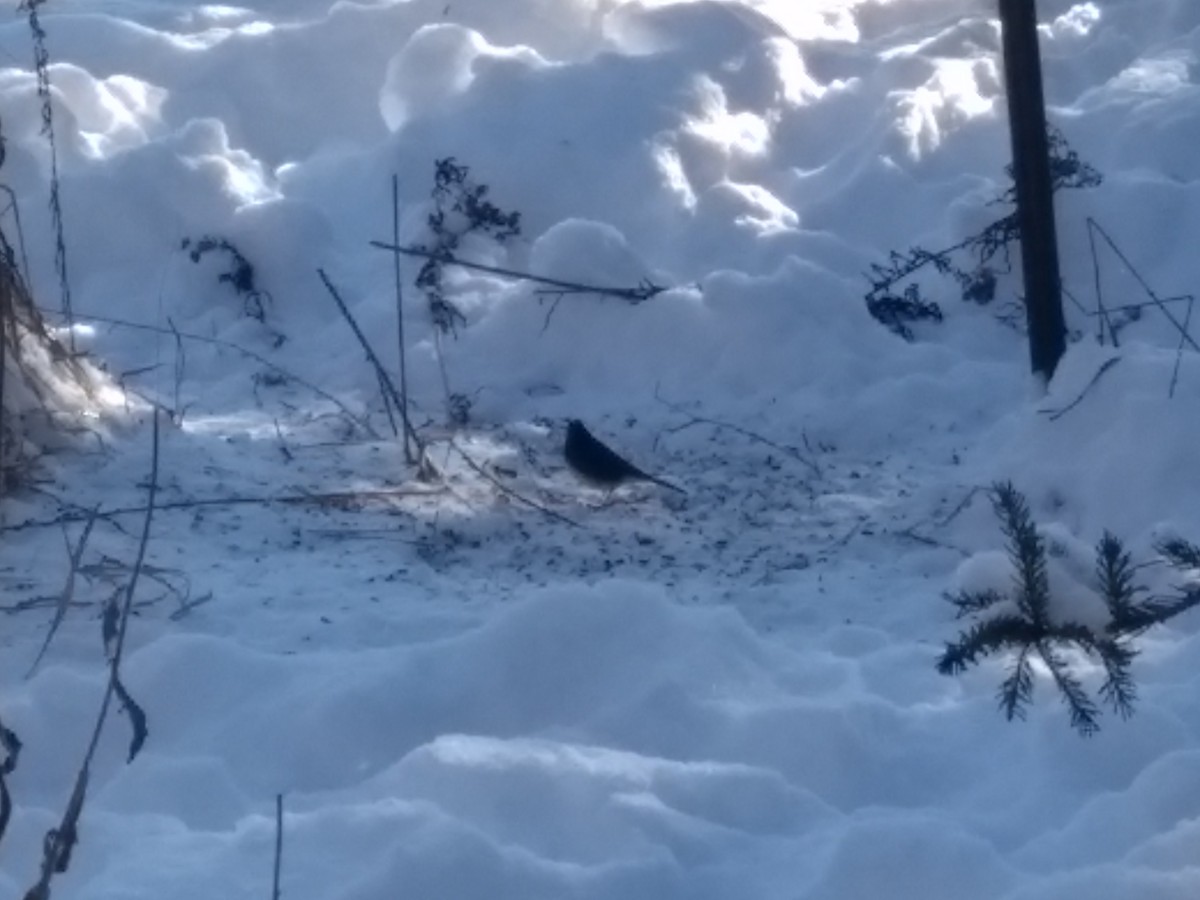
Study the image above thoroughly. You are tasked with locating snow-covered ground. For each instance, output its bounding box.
[3,0,1200,897]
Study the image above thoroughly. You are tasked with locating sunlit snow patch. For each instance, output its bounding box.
[380,23,547,131]
[1042,3,1101,40]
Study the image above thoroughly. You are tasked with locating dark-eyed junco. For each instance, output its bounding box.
[564,419,685,494]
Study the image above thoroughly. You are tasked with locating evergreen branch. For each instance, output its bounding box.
[1099,539,1200,633]
[864,127,1101,339]
[1094,637,1138,719]
[991,482,1051,622]
[1156,537,1200,570]
[998,645,1034,721]
[948,588,1006,619]
[936,613,1040,675]
[1114,591,1200,634]
[1037,641,1101,736]
[1044,621,1137,716]
[1095,531,1142,627]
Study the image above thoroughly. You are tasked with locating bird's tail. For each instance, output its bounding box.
[644,473,687,494]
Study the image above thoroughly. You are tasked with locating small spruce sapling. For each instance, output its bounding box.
[1133,537,1200,627]
[937,482,1146,736]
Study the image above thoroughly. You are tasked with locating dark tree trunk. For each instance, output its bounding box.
[999,0,1067,382]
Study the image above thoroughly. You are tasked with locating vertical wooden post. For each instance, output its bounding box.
[999,0,1066,382]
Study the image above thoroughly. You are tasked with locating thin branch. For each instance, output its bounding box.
[1087,216,1116,346]
[374,368,399,439]
[1170,297,1193,399]
[25,507,99,677]
[0,274,8,489]
[272,793,283,900]
[317,269,428,467]
[168,590,214,622]
[936,485,984,527]
[892,527,971,557]
[1040,356,1120,421]
[37,306,377,437]
[0,596,93,616]
[1087,218,1200,354]
[653,386,822,480]
[446,438,580,529]
[0,185,35,295]
[370,241,667,304]
[0,485,445,533]
[272,418,293,464]
[539,291,567,333]
[21,0,74,354]
[166,317,186,424]
[23,412,159,900]
[391,176,414,464]
[95,412,159,762]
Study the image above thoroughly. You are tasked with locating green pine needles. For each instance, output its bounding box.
[938,482,1200,736]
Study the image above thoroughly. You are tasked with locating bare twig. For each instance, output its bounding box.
[272,793,283,900]
[168,590,213,622]
[1087,218,1200,354]
[38,306,377,437]
[831,518,866,548]
[432,327,455,424]
[26,507,99,677]
[374,368,399,439]
[447,438,580,528]
[539,291,567,334]
[1041,356,1120,421]
[892,526,971,557]
[0,596,93,615]
[98,412,159,760]
[370,241,668,304]
[936,485,985,527]
[23,412,159,900]
[0,485,445,533]
[0,272,8,488]
[272,418,294,463]
[166,317,186,424]
[1087,217,1116,346]
[392,176,414,464]
[0,184,35,294]
[654,387,822,480]
[21,0,74,355]
[78,554,190,610]
[317,269,429,469]
[1170,297,1194,399]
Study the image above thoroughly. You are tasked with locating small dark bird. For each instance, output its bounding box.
[564,419,685,494]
